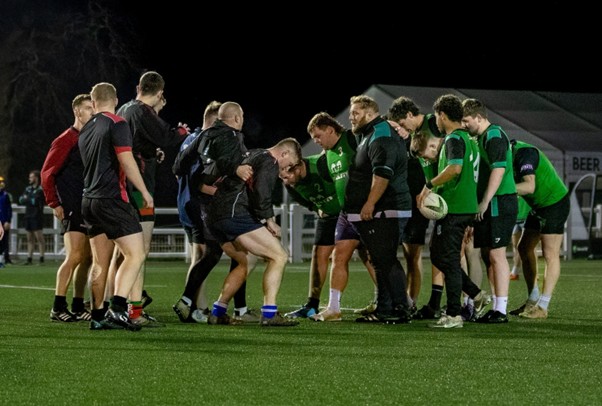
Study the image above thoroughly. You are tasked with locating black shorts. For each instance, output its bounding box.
[184,225,205,245]
[314,216,337,246]
[82,197,142,240]
[402,207,430,245]
[524,193,570,234]
[474,194,518,249]
[61,205,87,235]
[25,216,43,232]
[209,214,263,244]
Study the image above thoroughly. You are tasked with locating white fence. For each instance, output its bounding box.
[6,203,557,263]
[6,204,320,262]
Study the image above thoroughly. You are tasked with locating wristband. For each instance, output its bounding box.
[426,181,433,189]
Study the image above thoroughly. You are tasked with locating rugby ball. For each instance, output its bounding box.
[419,192,448,220]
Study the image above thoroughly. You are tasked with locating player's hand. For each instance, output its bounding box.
[156,148,165,163]
[53,206,64,221]
[142,192,154,209]
[360,202,375,221]
[236,164,253,182]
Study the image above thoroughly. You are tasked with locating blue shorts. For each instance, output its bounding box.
[209,214,263,244]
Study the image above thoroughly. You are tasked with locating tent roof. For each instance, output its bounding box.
[302,84,602,161]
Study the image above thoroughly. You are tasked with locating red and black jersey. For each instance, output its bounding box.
[78,112,132,201]
[116,99,187,194]
[41,126,84,209]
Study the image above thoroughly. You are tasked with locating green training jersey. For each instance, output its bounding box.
[288,154,340,217]
[437,128,479,214]
[512,141,568,209]
[477,124,516,198]
[326,130,357,207]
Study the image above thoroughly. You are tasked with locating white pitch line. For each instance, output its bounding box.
[0,284,54,291]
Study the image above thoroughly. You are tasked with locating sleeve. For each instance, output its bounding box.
[369,136,401,179]
[212,132,247,177]
[139,105,187,149]
[445,136,466,165]
[18,188,28,205]
[40,135,75,208]
[484,130,509,169]
[248,154,276,220]
[173,133,202,176]
[112,121,133,154]
[514,147,539,178]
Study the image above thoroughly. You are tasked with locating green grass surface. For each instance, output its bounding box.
[1,259,601,405]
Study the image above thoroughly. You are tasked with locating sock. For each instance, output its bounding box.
[261,305,277,319]
[307,298,319,309]
[528,286,540,303]
[128,301,143,319]
[511,266,520,276]
[235,306,248,317]
[71,297,85,313]
[53,295,68,311]
[91,308,105,322]
[103,301,110,313]
[538,294,551,310]
[180,296,192,306]
[428,285,444,310]
[40,256,44,263]
[372,287,379,303]
[494,296,508,314]
[492,295,498,310]
[110,296,128,313]
[211,301,228,317]
[328,289,341,312]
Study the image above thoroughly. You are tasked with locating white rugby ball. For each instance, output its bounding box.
[419,192,448,220]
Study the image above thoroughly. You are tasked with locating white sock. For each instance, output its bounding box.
[492,295,498,309]
[511,266,520,276]
[328,289,341,312]
[528,286,540,303]
[538,295,551,310]
[235,306,247,316]
[495,296,508,314]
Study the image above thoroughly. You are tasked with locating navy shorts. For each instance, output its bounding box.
[61,204,87,235]
[474,194,518,249]
[334,212,361,242]
[314,216,337,246]
[209,214,263,244]
[82,197,142,240]
[524,193,570,235]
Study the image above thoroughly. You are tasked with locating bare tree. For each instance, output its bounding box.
[0,1,141,195]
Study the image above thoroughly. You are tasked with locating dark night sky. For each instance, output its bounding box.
[2,2,598,207]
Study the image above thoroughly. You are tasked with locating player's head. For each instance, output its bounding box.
[307,112,344,151]
[349,95,379,133]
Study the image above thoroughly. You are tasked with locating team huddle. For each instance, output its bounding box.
[41,71,569,331]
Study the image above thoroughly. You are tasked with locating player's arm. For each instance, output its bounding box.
[514,147,539,196]
[117,150,154,209]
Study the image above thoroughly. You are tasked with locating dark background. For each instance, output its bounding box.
[1,1,598,210]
